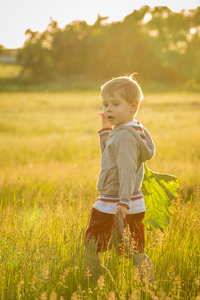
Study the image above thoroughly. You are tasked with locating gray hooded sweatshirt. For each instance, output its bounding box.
[93,120,155,215]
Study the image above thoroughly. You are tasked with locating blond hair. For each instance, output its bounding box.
[100,75,144,105]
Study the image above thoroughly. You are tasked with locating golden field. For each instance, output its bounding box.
[0,90,199,299]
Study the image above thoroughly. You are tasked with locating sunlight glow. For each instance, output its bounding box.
[142,13,152,24]
[190,28,197,35]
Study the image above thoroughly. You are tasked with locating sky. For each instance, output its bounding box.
[0,0,199,49]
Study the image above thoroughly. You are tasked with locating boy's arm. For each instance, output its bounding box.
[115,130,138,216]
[98,112,112,154]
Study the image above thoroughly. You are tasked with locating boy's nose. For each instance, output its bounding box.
[107,105,112,111]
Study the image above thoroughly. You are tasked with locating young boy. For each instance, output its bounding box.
[85,75,155,272]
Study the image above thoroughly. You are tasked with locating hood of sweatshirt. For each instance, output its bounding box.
[111,120,156,163]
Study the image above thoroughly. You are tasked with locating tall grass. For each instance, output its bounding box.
[0,91,199,299]
[0,179,199,299]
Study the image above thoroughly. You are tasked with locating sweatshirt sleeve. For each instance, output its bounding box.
[114,130,139,209]
[98,128,112,154]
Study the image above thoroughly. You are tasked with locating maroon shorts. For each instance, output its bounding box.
[85,208,145,253]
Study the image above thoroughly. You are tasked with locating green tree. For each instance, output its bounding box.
[50,20,91,76]
[142,6,200,83]
[17,28,53,81]
[17,6,200,85]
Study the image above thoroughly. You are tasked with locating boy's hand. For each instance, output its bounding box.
[98,112,112,129]
[116,205,128,220]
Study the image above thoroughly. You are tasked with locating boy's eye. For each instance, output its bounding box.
[103,104,108,107]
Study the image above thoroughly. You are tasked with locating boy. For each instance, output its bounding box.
[85,75,155,276]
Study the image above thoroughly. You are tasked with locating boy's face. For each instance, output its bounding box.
[102,92,137,126]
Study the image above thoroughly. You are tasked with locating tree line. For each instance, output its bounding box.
[16,6,200,86]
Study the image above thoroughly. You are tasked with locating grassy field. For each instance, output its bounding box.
[0,90,200,299]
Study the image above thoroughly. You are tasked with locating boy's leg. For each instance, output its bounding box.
[132,253,155,283]
[126,212,145,253]
[84,238,102,286]
[84,208,114,284]
[85,208,115,252]
[126,212,155,283]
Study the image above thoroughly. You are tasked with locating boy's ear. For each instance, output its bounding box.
[130,101,138,112]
